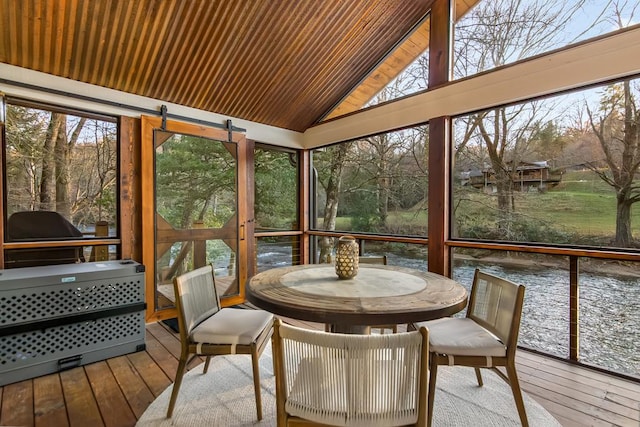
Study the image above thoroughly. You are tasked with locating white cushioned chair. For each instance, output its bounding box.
[166,264,274,419]
[273,318,429,427]
[411,269,528,427]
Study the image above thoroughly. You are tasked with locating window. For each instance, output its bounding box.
[312,126,429,236]
[256,236,302,271]
[311,125,429,261]
[452,76,640,249]
[253,145,300,271]
[323,15,431,119]
[2,98,119,267]
[454,0,639,79]
[310,235,428,269]
[254,146,298,231]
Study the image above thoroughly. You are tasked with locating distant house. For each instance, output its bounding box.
[461,161,563,192]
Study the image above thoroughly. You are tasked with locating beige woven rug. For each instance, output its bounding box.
[137,344,561,426]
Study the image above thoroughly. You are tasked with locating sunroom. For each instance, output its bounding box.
[0,0,639,426]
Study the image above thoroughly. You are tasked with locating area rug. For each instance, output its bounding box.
[137,344,560,426]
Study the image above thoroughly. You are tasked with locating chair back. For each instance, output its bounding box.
[467,269,525,354]
[173,264,221,339]
[272,319,429,427]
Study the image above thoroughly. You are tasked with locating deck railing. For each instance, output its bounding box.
[256,233,640,382]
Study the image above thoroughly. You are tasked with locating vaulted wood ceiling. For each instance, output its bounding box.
[0,0,478,133]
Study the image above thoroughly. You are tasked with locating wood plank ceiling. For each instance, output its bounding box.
[0,0,438,132]
[326,0,479,120]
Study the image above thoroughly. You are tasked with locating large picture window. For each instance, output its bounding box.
[454,0,639,80]
[312,126,429,235]
[311,125,429,262]
[254,145,298,231]
[2,99,119,267]
[253,145,301,271]
[452,76,640,250]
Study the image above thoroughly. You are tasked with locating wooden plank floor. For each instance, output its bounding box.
[1,319,639,427]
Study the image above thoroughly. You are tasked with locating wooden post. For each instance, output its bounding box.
[89,221,109,261]
[193,220,206,268]
[427,0,454,276]
[569,256,579,361]
[298,149,311,265]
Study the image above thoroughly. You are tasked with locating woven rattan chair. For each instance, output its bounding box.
[272,318,429,427]
[411,269,528,427]
[166,264,274,419]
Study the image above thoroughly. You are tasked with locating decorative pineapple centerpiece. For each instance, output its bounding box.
[335,235,359,279]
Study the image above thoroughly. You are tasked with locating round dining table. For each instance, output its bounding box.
[247,263,468,333]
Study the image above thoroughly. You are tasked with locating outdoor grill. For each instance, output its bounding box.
[4,211,85,268]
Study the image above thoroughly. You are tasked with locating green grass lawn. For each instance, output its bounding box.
[320,171,640,244]
[453,170,640,241]
[520,192,617,235]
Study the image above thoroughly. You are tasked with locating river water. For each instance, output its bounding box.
[451,259,640,378]
[256,245,640,378]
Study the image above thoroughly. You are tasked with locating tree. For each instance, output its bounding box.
[6,103,118,232]
[586,80,640,247]
[254,148,298,230]
[453,0,588,237]
[527,120,567,166]
[5,105,47,211]
[55,116,87,218]
[315,142,351,262]
[39,112,64,210]
[583,2,639,247]
[155,134,236,229]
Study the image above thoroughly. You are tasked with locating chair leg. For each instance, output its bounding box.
[474,367,483,386]
[251,348,263,420]
[166,354,189,418]
[506,364,529,427]
[203,355,212,373]
[427,356,439,427]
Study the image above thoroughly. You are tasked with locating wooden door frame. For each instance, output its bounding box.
[141,116,248,322]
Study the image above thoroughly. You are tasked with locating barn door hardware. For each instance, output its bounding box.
[226,119,233,142]
[160,105,168,130]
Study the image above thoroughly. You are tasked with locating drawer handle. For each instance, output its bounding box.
[58,355,83,370]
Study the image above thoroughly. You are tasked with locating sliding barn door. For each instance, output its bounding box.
[141,116,249,322]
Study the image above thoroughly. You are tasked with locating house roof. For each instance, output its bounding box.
[0,1,480,133]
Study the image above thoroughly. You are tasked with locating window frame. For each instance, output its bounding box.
[1,96,122,268]
[448,73,640,258]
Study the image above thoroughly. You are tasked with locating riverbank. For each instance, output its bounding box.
[453,252,640,279]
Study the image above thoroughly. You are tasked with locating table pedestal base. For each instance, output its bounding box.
[329,324,371,334]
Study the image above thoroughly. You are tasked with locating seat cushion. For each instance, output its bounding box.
[419,317,506,357]
[190,308,273,346]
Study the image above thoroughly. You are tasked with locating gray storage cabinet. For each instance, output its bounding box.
[0,260,146,386]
